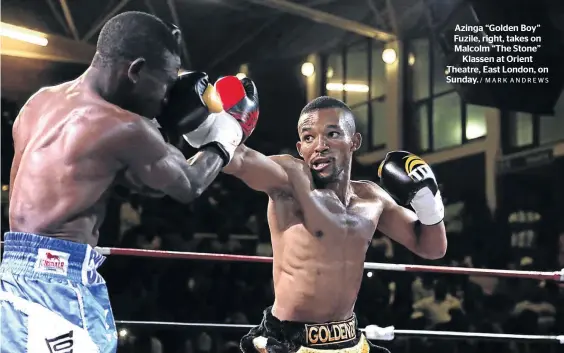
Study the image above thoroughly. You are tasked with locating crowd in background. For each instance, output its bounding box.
[76,170,563,353]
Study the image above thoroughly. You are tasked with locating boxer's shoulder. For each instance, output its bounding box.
[22,82,68,109]
[85,98,157,137]
[351,180,390,202]
[269,154,299,165]
[270,155,307,171]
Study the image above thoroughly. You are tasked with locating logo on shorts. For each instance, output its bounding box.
[305,316,357,346]
[35,249,70,276]
[45,330,74,353]
[85,248,106,285]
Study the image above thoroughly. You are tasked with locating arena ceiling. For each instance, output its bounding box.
[1,0,461,102]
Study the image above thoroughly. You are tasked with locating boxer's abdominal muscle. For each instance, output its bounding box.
[270,187,383,323]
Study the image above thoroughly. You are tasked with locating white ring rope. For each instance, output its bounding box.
[114,320,564,343]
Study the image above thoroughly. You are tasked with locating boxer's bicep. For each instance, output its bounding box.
[224,145,290,193]
[378,194,446,259]
[376,190,421,254]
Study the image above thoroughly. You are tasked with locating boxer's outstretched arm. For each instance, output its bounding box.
[117,121,224,204]
[375,186,447,259]
[223,145,291,193]
[226,145,347,230]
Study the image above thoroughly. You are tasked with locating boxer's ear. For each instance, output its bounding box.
[128,58,146,84]
[351,132,362,152]
[296,141,303,157]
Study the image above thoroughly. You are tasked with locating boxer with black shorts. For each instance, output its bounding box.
[0,12,259,352]
[223,94,447,353]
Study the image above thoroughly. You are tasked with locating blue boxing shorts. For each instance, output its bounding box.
[0,232,118,353]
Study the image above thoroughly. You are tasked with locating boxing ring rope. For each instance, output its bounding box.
[114,320,564,344]
[98,246,564,345]
[96,247,564,282]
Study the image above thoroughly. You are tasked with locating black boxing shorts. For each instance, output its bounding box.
[240,306,390,353]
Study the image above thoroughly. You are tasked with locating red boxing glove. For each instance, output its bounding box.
[214,76,259,141]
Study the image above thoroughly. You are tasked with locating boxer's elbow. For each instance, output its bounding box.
[418,242,447,260]
[173,187,204,204]
[182,180,208,203]
[163,176,207,204]
[415,223,447,260]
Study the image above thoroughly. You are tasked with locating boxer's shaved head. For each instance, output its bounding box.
[299,96,356,136]
[94,11,180,69]
[91,11,182,118]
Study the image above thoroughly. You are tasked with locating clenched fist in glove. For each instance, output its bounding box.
[378,151,444,225]
[156,71,223,134]
[182,76,260,166]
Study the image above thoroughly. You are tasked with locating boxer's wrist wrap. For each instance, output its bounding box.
[199,144,229,166]
[182,114,215,148]
[410,189,444,226]
[183,111,242,165]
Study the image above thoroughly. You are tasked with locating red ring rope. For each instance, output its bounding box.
[96,247,564,282]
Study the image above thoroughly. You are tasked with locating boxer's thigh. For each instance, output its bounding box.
[0,279,27,353]
[0,276,99,352]
[81,282,118,353]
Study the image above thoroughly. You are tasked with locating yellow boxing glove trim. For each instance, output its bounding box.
[201,84,223,113]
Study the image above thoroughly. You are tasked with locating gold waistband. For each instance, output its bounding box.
[304,316,357,346]
[297,334,369,353]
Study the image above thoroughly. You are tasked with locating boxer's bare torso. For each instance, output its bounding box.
[10,80,145,245]
[9,72,224,247]
[268,170,385,322]
[227,106,446,324]
[226,150,417,322]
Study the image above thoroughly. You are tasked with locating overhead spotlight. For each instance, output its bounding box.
[326,67,334,78]
[301,62,315,77]
[326,83,369,93]
[367,271,373,278]
[1,185,8,192]
[0,22,48,46]
[382,48,397,64]
[118,329,128,338]
[236,73,246,79]
[408,53,415,66]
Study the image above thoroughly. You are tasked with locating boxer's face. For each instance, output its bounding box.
[297,108,361,184]
[127,51,181,117]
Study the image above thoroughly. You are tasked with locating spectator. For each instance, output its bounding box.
[412,279,463,329]
[411,274,435,302]
[511,283,556,332]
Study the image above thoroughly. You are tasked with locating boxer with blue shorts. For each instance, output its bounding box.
[2,10,259,353]
[0,233,115,352]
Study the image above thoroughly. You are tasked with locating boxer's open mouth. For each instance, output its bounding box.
[311,157,332,171]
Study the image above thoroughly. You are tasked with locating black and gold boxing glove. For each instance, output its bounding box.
[156,71,223,134]
[378,151,444,225]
